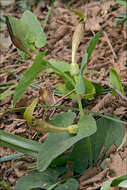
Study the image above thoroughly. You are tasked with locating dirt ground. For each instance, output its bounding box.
[0,0,127,189]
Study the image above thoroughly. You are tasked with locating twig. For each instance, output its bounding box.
[103,31,117,59]
[49,89,75,117]
[53,89,75,106]
[89,79,127,102]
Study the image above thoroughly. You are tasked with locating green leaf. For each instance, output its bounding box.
[37,113,96,172]
[15,168,66,190]
[55,178,79,190]
[75,74,85,94]
[92,117,124,161]
[87,30,102,60]
[69,9,86,21]
[92,82,103,95]
[109,67,124,95]
[70,117,124,173]
[116,0,127,7]
[70,139,89,173]
[21,10,46,48]
[8,10,46,50]
[13,52,47,105]
[83,77,96,99]
[101,175,127,190]
[0,130,41,158]
[51,155,69,167]
[0,86,14,100]
[8,16,28,45]
[80,52,88,74]
[48,59,70,73]
[55,84,76,99]
[17,48,28,60]
[118,180,127,188]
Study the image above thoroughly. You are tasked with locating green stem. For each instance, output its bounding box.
[1,106,127,124]
[43,0,55,30]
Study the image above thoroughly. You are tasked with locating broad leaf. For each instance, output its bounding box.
[8,10,46,50]
[55,178,79,190]
[15,168,66,190]
[70,139,89,173]
[7,16,28,45]
[13,52,47,105]
[37,113,97,171]
[109,67,124,95]
[92,117,124,161]
[21,10,46,48]
[0,130,41,158]
[70,117,124,173]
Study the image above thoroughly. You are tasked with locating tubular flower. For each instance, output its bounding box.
[24,98,78,135]
[70,18,86,76]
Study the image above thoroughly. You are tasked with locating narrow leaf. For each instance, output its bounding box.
[80,51,88,74]
[109,67,124,95]
[75,74,85,94]
[87,30,102,60]
[69,9,86,21]
[0,130,41,157]
[13,52,47,105]
[80,31,101,75]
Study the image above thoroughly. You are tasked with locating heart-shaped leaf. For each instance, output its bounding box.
[15,168,66,190]
[70,116,124,173]
[37,113,97,172]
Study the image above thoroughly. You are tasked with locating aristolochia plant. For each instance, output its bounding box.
[0,8,126,190]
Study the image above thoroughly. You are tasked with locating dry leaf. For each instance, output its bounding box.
[107,152,127,176]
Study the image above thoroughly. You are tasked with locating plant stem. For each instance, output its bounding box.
[1,106,127,124]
